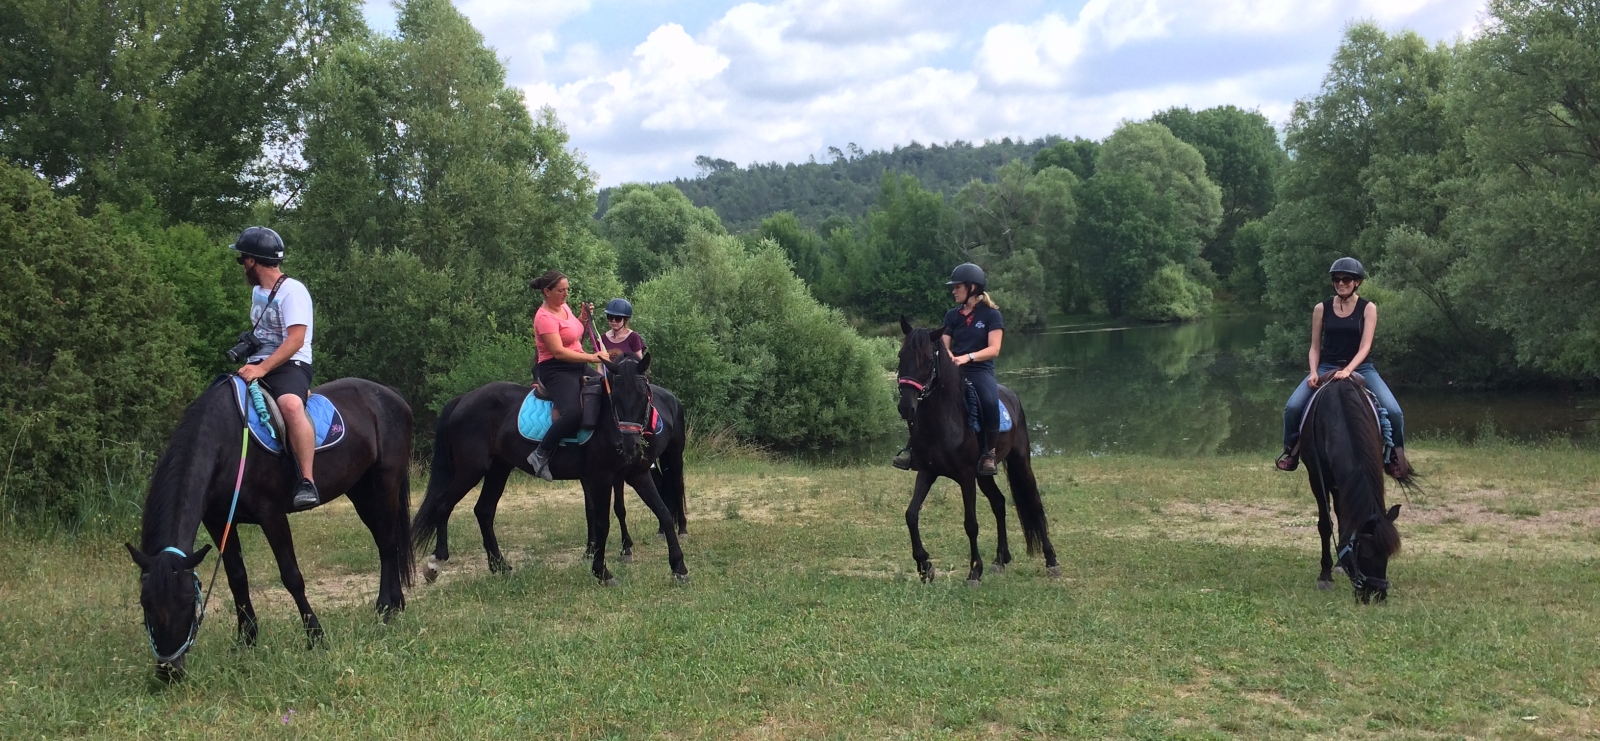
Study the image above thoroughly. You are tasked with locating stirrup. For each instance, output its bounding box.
[291,478,320,511]
[527,447,554,482]
[1275,447,1299,472]
[977,450,998,477]
[891,446,913,471]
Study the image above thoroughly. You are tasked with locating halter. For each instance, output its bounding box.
[897,347,941,405]
[1335,532,1392,593]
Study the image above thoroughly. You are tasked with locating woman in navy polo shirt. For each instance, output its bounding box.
[894,263,1006,476]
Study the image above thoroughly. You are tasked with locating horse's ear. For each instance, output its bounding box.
[900,316,913,336]
[637,352,650,375]
[1386,504,1401,522]
[126,543,152,571]
[929,326,945,341]
[1359,516,1381,535]
[182,544,212,569]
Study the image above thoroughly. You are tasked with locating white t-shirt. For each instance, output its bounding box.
[249,277,314,365]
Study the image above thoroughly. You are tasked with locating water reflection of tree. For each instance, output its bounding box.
[999,321,1258,457]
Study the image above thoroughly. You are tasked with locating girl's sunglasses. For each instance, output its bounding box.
[606,315,626,322]
[1331,275,1358,284]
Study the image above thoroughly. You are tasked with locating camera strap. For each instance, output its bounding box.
[249,275,289,335]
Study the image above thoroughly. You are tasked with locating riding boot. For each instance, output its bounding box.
[527,446,555,482]
[1385,446,1411,479]
[291,478,320,511]
[978,449,998,476]
[1275,445,1299,472]
[892,444,915,471]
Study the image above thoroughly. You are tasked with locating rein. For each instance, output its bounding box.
[147,416,251,665]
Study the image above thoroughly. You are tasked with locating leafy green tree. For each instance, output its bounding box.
[1098,121,1224,255]
[0,164,197,524]
[1227,220,1269,302]
[0,0,361,228]
[603,183,727,286]
[952,160,1079,325]
[852,174,956,322]
[632,230,897,448]
[1150,106,1287,289]
[289,0,619,422]
[1072,172,1188,317]
[756,212,825,287]
[1031,137,1100,181]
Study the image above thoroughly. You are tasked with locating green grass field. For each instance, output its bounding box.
[3,444,1598,739]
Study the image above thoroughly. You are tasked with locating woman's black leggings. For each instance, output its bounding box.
[536,359,587,454]
[963,365,1000,453]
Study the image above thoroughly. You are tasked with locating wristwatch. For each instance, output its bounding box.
[967,353,975,362]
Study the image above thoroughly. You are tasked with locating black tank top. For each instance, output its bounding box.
[1321,297,1369,366]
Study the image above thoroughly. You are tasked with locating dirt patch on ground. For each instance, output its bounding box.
[1100,488,1600,561]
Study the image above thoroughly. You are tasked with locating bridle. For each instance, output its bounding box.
[609,358,653,441]
[145,547,206,665]
[1335,531,1391,594]
[897,346,941,414]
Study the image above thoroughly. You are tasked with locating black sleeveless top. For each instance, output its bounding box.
[1321,297,1369,366]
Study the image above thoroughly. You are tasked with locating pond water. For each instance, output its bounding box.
[993,315,1600,457]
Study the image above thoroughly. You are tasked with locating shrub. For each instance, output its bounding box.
[1132,262,1212,321]
[632,230,898,449]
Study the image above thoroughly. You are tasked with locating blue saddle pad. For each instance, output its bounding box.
[230,376,346,454]
[517,390,594,445]
[964,381,1014,433]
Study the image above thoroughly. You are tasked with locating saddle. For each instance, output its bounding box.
[518,376,665,445]
[1299,376,1395,460]
[228,376,346,455]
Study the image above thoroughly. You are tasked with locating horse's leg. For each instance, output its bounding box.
[346,472,407,620]
[961,477,984,586]
[976,475,1011,572]
[474,463,515,574]
[581,477,619,586]
[257,512,323,648]
[624,467,688,583]
[613,481,634,563]
[1310,463,1335,589]
[203,518,258,646]
[906,471,938,582]
[424,466,492,582]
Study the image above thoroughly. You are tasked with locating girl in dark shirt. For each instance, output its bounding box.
[1277,258,1408,477]
[892,262,1006,476]
[599,298,645,359]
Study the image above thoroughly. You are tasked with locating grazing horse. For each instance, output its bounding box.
[125,376,414,680]
[896,319,1060,584]
[1299,375,1409,603]
[412,354,688,585]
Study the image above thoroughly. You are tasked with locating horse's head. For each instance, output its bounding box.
[126,543,211,680]
[897,316,945,421]
[605,353,653,467]
[1343,504,1402,604]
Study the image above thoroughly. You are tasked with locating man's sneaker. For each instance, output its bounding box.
[891,447,914,471]
[527,447,555,482]
[1275,447,1299,472]
[977,449,998,476]
[292,478,320,511]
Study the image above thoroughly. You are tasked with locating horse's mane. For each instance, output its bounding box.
[1309,379,1400,556]
[905,327,937,357]
[141,377,232,547]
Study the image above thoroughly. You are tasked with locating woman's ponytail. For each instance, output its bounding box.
[978,292,1000,310]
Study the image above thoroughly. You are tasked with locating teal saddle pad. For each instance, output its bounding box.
[229,375,346,454]
[517,389,594,445]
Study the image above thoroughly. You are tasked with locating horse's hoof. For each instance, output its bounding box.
[1317,579,1334,591]
[966,578,981,587]
[602,577,620,587]
[1047,565,1062,578]
[1333,565,1346,575]
[424,558,440,584]
[673,573,690,585]
[918,566,935,584]
[620,552,634,564]
[990,563,1006,575]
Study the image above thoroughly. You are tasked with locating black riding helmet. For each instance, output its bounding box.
[945,262,986,289]
[605,298,633,318]
[1328,257,1365,279]
[231,226,285,261]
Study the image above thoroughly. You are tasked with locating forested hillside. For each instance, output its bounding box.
[600,137,1067,232]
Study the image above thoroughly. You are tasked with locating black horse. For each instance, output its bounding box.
[1299,376,1409,603]
[412,354,688,585]
[125,376,414,680]
[896,320,1060,584]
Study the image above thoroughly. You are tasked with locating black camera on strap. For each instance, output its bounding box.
[225,276,286,364]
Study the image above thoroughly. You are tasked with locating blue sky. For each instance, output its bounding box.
[363,0,1486,186]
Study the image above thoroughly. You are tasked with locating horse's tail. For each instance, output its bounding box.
[411,394,461,554]
[385,390,417,589]
[662,408,687,531]
[1003,399,1049,557]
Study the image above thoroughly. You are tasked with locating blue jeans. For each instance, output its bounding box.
[1283,363,1405,449]
[962,365,1000,450]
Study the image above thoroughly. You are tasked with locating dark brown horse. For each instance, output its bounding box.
[411,354,687,586]
[125,376,414,680]
[1299,375,1409,603]
[897,319,1060,584]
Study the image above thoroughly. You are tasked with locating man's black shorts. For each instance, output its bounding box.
[251,360,314,402]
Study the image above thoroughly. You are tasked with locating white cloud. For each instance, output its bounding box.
[502,0,1486,184]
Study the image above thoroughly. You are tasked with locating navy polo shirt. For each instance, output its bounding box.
[943,305,1004,371]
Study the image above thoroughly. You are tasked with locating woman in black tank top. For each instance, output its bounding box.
[1276,258,1410,478]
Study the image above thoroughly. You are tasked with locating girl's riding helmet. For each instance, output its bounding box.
[1328,257,1365,279]
[605,298,633,318]
[945,262,986,289]
[231,226,286,261]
